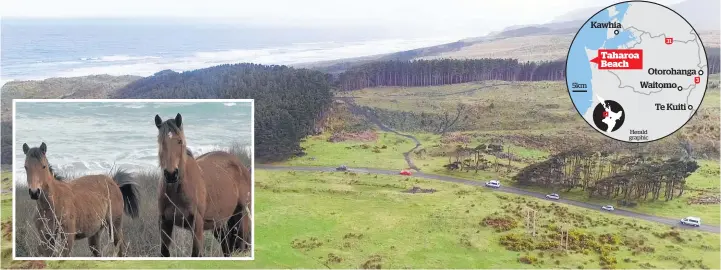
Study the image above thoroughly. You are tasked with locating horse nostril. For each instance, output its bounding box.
[28,189,40,200]
[163,169,179,183]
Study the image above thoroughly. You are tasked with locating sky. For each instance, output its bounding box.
[2,0,686,36]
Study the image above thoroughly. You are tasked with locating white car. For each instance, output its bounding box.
[601,205,614,211]
[545,193,560,200]
[680,216,701,227]
[485,180,501,188]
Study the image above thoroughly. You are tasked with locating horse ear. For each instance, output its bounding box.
[22,143,29,154]
[155,114,162,129]
[175,113,182,129]
[40,142,47,154]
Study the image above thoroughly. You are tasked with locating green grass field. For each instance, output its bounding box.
[279,132,413,169]
[3,170,720,269]
[281,130,721,225]
[7,170,718,268]
[2,172,15,267]
[284,131,547,170]
[288,78,721,227]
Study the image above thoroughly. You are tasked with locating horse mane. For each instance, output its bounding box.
[48,165,65,181]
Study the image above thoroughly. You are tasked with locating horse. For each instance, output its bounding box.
[154,113,252,257]
[22,142,140,257]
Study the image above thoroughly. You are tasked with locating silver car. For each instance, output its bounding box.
[485,180,501,188]
[680,216,701,227]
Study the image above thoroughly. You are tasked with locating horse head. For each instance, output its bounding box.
[154,113,187,184]
[22,142,52,200]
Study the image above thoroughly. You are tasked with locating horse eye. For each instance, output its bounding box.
[42,165,46,169]
[178,140,182,145]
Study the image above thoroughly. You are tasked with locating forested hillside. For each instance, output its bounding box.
[337,59,565,91]
[337,47,720,91]
[112,64,334,162]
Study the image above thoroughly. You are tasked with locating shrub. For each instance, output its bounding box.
[599,244,617,268]
[499,233,534,251]
[653,229,685,243]
[534,240,559,250]
[481,215,518,232]
[598,233,620,245]
[494,194,509,200]
[518,255,538,265]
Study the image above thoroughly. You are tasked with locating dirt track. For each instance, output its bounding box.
[337,97,421,170]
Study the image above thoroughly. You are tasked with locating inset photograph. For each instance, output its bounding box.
[12,99,254,260]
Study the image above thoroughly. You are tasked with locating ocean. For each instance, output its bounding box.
[0,18,463,84]
[13,101,252,184]
[567,3,631,117]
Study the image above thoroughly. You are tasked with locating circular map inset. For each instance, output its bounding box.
[565,0,708,143]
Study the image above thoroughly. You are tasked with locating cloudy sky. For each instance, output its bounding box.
[2,0,685,36]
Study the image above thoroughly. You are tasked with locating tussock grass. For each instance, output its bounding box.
[13,145,252,258]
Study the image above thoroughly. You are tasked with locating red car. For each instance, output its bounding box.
[400,169,412,176]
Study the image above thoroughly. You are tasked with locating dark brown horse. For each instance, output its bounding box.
[23,142,139,257]
[154,113,252,257]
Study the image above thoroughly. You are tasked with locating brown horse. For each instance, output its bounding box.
[154,113,252,257]
[22,142,140,257]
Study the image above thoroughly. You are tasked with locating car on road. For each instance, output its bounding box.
[400,169,412,176]
[601,205,614,211]
[485,180,501,188]
[336,165,348,171]
[680,216,701,227]
[545,193,560,200]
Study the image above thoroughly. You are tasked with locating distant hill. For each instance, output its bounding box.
[419,32,719,63]
[304,0,719,72]
[0,75,141,122]
[480,20,584,40]
[298,41,471,74]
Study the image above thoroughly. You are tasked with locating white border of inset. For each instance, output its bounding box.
[12,99,255,261]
